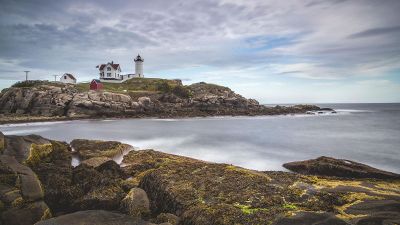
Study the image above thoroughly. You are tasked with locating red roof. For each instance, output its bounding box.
[98,63,120,70]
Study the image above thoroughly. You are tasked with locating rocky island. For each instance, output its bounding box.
[0,79,323,124]
[0,132,399,225]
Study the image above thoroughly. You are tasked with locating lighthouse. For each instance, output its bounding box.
[134,54,144,78]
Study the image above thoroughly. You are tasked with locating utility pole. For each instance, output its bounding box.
[24,71,30,81]
[53,75,59,82]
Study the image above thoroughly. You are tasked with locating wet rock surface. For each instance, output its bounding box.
[283,156,400,179]
[71,139,132,160]
[34,210,153,225]
[1,135,399,225]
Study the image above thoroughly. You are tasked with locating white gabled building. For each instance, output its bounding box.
[60,73,77,84]
[97,61,122,81]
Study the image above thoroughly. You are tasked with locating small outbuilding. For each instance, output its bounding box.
[90,79,103,90]
[60,73,77,84]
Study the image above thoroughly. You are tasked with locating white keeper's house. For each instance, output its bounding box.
[97,55,144,83]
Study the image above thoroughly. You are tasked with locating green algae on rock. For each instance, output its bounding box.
[71,139,132,160]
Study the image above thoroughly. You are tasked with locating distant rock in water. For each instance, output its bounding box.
[283,156,400,179]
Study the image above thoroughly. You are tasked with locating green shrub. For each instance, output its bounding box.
[172,85,192,98]
[156,82,172,93]
[12,80,44,88]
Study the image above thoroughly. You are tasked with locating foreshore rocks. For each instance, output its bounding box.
[0,133,399,225]
[0,81,322,124]
[283,156,400,180]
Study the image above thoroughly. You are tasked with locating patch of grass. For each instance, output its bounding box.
[11,80,61,88]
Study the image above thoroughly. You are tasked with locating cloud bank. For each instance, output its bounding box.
[0,0,399,103]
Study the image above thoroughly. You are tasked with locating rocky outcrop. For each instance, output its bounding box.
[0,81,322,123]
[0,155,50,225]
[283,156,400,179]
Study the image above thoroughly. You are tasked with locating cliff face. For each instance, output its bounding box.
[0,81,319,119]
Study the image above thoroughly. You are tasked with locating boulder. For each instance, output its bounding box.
[71,139,132,160]
[1,201,51,225]
[120,188,150,218]
[283,156,400,179]
[0,155,44,201]
[153,213,179,225]
[34,210,153,225]
[3,134,51,163]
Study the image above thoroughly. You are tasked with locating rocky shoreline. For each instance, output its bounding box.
[0,132,399,225]
[0,81,326,125]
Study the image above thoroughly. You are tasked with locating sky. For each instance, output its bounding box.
[0,0,399,103]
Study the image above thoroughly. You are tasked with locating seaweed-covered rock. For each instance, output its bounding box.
[81,156,112,168]
[272,212,350,225]
[0,155,44,201]
[122,150,400,225]
[26,141,80,214]
[152,213,179,225]
[127,150,339,224]
[120,188,150,218]
[283,156,400,179]
[35,210,153,225]
[76,184,125,210]
[71,139,132,160]
[96,160,126,178]
[3,134,51,163]
[1,201,51,225]
[0,132,4,153]
[72,164,126,211]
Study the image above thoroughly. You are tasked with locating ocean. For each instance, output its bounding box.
[1,103,399,173]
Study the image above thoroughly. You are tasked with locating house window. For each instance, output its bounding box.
[107,67,111,71]
[64,76,67,79]
[107,73,111,77]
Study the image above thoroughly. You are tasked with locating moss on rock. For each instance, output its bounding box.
[25,143,53,167]
[71,139,132,160]
[0,131,5,153]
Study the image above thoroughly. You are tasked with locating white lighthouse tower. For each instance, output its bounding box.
[134,54,144,78]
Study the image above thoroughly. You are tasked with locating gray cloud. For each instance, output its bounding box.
[348,26,400,39]
[0,0,399,83]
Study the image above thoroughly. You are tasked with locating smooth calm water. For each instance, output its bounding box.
[1,103,399,173]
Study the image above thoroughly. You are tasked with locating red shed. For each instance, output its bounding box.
[90,79,103,90]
